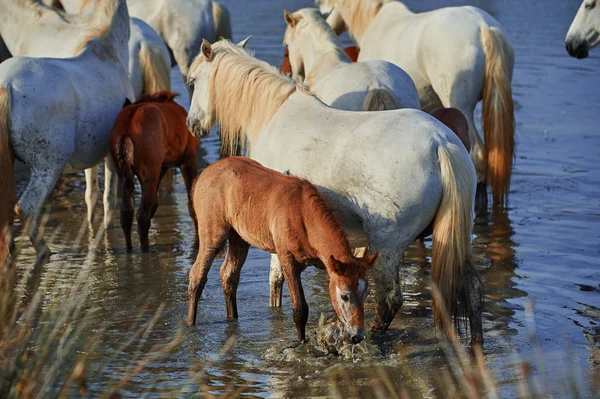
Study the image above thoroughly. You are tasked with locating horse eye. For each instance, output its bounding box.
[187,78,195,86]
[585,1,595,10]
[341,294,350,302]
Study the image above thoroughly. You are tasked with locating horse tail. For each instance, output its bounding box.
[112,133,135,194]
[481,27,515,204]
[0,87,15,260]
[139,42,171,96]
[362,88,400,111]
[431,141,478,336]
[213,1,232,40]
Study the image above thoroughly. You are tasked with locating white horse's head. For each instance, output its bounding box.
[315,0,347,35]
[283,10,307,82]
[186,37,251,137]
[566,0,600,59]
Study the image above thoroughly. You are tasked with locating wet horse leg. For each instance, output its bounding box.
[187,239,226,326]
[269,255,285,307]
[84,167,99,224]
[467,270,485,346]
[137,178,159,252]
[220,230,250,319]
[119,170,135,252]
[369,246,404,332]
[180,156,198,240]
[279,253,308,342]
[103,156,119,229]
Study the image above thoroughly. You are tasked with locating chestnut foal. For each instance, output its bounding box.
[109,92,199,252]
[187,157,377,343]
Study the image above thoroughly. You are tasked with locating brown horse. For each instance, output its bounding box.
[187,157,378,343]
[280,46,360,76]
[109,91,199,252]
[431,107,471,152]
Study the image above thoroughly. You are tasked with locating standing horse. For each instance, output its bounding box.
[318,0,515,207]
[280,46,359,76]
[0,0,132,257]
[109,92,199,253]
[187,156,377,343]
[566,0,600,59]
[283,9,419,111]
[186,40,484,344]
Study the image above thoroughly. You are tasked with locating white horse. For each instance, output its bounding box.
[0,1,170,224]
[566,0,600,59]
[0,0,132,257]
[283,8,419,111]
[318,0,515,207]
[186,40,484,344]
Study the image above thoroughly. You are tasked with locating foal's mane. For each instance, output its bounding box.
[337,0,384,41]
[74,0,120,57]
[291,8,350,62]
[189,40,312,156]
[135,91,179,104]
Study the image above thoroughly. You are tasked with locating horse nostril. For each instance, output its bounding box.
[351,332,364,344]
[565,42,571,53]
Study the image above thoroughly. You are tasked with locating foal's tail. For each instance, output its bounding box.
[139,42,171,96]
[0,87,15,260]
[362,88,400,111]
[431,142,478,336]
[213,1,232,40]
[481,27,515,204]
[112,133,135,194]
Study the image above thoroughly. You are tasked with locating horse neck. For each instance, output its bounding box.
[336,0,384,42]
[0,2,42,38]
[300,29,350,86]
[302,192,352,265]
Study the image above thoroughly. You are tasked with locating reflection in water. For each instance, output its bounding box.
[8,0,600,395]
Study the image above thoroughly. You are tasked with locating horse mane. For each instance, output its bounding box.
[73,0,120,56]
[337,0,384,41]
[291,8,350,62]
[135,91,179,104]
[189,40,312,156]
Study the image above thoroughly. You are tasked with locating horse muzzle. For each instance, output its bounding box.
[566,39,589,59]
[186,117,209,138]
[345,327,365,344]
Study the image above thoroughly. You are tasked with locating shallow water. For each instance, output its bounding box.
[12,0,600,396]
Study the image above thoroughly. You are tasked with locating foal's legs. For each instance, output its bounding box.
[269,255,285,307]
[137,179,159,252]
[84,167,99,224]
[187,237,227,326]
[278,253,308,342]
[220,230,250,319]
[103,156,119,229]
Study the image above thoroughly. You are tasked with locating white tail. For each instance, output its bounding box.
[0,87,15,260]
[481,27,515,204]
[213,1,232,40]
[431,142,478,335]
[139,42,171,96]
[362,88,400,111]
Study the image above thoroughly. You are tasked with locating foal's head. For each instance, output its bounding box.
[326,252,378,344]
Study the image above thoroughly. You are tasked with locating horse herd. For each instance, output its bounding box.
[0,0,596,347]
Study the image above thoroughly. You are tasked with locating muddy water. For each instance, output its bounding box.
[13,0,600,396]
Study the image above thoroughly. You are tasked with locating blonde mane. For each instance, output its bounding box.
[291,8,350,63]
[335,0,384,41]
[73,0,119,57]
[189,41,312,155]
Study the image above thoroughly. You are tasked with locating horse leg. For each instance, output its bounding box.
[369,247,404,332]
[103,155,119,229]
[84,167,99,224]
[15,166,65,258]
[187,240,226,326]
[220,230,250,319]
[279,253,308,342]
[467,270,485,346]
[137,179,159,253]
[269,254,285,307]
[120,172,135,252]
[180,157,198,241]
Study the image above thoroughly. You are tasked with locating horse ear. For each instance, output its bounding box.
[321,6,335,21]
[327,255,346,275]
[123,98,132,108]
[284,10,298,28]
[362,251,379,269]
[201,39,213,61]
[237,36,252,48]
